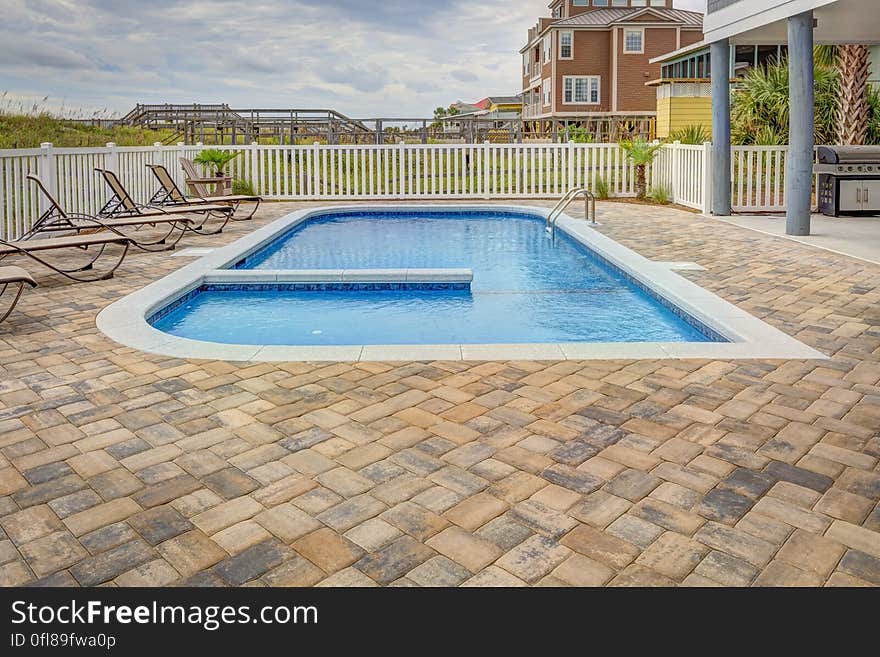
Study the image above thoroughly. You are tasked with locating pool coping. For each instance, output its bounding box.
[96,204,828,363]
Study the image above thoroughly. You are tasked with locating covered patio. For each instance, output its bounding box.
[720,213,880,264]
[706,0,880,235]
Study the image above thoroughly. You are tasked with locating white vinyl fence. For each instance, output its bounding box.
[731,145,789,212]
[0,140,800,241]
[652,142,712,212]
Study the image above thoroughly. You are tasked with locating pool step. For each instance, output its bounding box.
[203,268,474,285]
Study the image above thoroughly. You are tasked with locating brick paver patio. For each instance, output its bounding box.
[0,200,878,587]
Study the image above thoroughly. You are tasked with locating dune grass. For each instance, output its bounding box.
[0,95,174,149]
[0,113,177,149]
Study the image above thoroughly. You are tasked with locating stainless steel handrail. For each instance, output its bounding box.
[546,188,596,238]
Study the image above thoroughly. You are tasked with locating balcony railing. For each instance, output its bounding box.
[522,104,542,119]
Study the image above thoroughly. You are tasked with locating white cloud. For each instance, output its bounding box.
[0,0,703,118]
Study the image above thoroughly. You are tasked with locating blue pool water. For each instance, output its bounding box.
[153,210,718,346]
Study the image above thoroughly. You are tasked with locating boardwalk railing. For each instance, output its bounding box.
[0,141,804,240]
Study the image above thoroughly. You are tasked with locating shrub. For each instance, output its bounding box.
[232,179,256,196]
[567,126,595,143]
[592,177,610,200]
[648,184,672,205]
[669,124,710,145]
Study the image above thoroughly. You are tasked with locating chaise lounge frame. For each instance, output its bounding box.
[96,168,233,236]
[25,175,193,252]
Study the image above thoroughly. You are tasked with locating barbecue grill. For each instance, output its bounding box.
[815,146,880,216]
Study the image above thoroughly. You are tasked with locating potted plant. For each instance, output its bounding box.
[193,149,241,176]
[193,149,240,194]
[620,138,664,201]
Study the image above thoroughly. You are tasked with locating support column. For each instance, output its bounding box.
[786,10,815,236]
[711,38,732,216]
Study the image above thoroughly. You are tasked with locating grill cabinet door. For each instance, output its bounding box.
[839,180,864,211]
[863,180,880,211]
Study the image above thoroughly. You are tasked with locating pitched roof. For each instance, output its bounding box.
[553,7,703,28]
[485,96,523,106]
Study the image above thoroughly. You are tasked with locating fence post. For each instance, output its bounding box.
[671,140,681,205]
[483,140,490,199]
[702,141,713,215]
[313,141,321,199]
[106,142,119,173]
[38,143,57,215]
[250,141,259,195]
[399,141,406,197]
[568,140,575,191]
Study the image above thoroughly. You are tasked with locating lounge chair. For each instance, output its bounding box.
[96,168,233,235]
[169,159,262,221]
[0,233,131,282]
[0,267,36,324]
[25,175,194,252]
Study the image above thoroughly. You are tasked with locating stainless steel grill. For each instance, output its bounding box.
[815,146,880,216]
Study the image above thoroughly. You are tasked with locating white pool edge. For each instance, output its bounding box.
[96,204,828,363]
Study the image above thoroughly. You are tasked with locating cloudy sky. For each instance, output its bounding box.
[0,0,706,119]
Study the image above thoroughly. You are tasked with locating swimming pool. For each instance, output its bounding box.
[150,209,718,346]
[97,204,826,362]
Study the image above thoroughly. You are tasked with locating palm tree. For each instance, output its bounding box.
[812,45,872,144]
[834,45,872,145]
[620,138,663,200]
[731,48,879,146]
[731,56,840,145]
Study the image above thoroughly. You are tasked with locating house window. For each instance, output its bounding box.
[650,0,666,5]
[523,53,529,76]
[563,76,600,105]
[543,79,552,106]
[573,0,588,6]
[591,0,608,6]
[543,36,552,64]
[611,0,628,6]
[624,29,644,54]
[559,31,573,59]
[631,0,648,6]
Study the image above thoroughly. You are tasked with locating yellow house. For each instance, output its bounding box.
[485,97,523,115]
[649,79,712,140]
[648,41,789,139]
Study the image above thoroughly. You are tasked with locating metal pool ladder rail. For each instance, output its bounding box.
[546,188,597,238]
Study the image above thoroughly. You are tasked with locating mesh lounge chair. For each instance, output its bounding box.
[25,175,193,252]
[148,163,261,221]
[0,267,36,324]
[96,168,233,235]
[0,232,131,282]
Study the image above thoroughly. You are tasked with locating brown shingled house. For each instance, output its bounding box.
[520,1,703,140]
